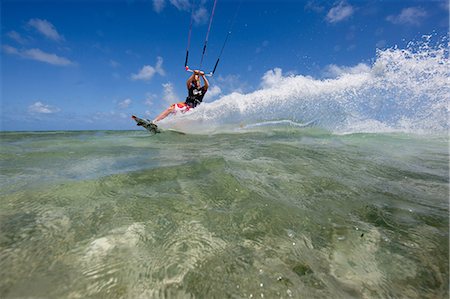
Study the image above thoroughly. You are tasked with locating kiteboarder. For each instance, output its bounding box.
[132,0,240,134]
[152,69,209,123]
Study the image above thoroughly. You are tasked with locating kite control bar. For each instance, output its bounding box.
[185,66,214,77]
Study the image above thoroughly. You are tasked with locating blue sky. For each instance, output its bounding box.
[1,0,448,131]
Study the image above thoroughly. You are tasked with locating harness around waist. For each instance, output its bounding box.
[185,96,202,108]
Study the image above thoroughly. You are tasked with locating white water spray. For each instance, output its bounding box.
[162,36,449,134]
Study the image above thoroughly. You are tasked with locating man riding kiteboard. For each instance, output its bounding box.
[132,69,209,133]
[132,0,240,134]
[155,69,209,122]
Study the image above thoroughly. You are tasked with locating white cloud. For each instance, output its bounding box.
[162,82,179,104]
[28,101,60,114]
[118,98,132,109]
[323,63,371,78]
[386,7,428,26]
[261,68,284,88]
[326,1,354,23]
[207,85,222,97]
[3,45,74,66]
[154,56,165,75]
[28,18,64,42]
[131,56,165,81]
[153,0,165,13]
[7,31,27,44]
[24,48,73,66]
[132,66,157,81]
[203,85,222,102]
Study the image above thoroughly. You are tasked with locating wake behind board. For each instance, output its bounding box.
[131,115,186,135]
[166,129,187,135]
[241,119,317,130]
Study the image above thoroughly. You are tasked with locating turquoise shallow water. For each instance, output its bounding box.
[0,129,448,298]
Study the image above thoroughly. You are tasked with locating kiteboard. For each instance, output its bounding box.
[131,115,186,135]
[131,115,160,134]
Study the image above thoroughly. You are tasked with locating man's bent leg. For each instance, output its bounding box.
[154,105,176,122]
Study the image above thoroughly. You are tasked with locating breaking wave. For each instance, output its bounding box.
[161,36,449,135]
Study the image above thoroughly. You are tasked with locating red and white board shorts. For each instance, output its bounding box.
[170,102,191,114]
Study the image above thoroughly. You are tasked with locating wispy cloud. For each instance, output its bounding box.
[125,49,140,58]
[28,101,61,114]
[131,66,160,81]
[3,45,74,66]
[255,40,269,54]
[203,85,222,102]
[440,0,449,11]
[3,45,20,55]
[261,68,284,88]
[153,0,190,13]
[193,7,209,25]
[326,1,354,23]
[153,0,165,13]
[109,59,120,68]
[152,0,209,24]
[376,39,387,49]
[216,74,248,93]
[118,98,132,109]
[24,48,73,66]
[386,7,428,26]
[144,93,157,106]
[305,0,326,13]
[162,82,179,104]
[169,0,190,11]
[7,31,28,44]
[131,56,165,81]
[92,111,127,121]
[28,18,64,42]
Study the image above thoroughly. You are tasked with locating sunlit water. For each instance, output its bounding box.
[0,130,448,298]
[1,37,449,298]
